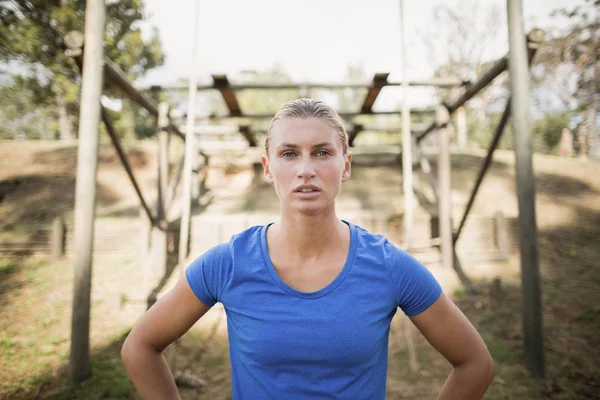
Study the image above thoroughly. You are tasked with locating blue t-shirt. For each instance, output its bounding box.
[186,221,442,399]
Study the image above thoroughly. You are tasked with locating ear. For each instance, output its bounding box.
[261,154,274,183]
[341,153,352,182]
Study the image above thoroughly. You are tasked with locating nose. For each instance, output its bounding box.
[297,155,316,179]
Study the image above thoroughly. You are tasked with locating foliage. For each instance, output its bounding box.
[531,0,599,156]
[0,76,57,139]
[0,0,164,139]
[420,0,508,118]
[533,112,571,154]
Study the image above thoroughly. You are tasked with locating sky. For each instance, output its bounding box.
[136,0,585,111]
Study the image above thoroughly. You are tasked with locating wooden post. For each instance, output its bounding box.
[437,105,453,269]
[69,0,105,384]
[139,207,151,264]
[398,0,419,373]
[456,107,467,148]
[52,217,66,262]
[191,137,200,203]
[399,0,414,252]
[150,102,170,277]
[494,211,508,255]
[507,0,545,378]
[179,0,201,274]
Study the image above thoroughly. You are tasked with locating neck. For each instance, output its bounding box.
[274,207,346,260]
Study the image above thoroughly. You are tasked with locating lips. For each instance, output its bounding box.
[293,184,321,193]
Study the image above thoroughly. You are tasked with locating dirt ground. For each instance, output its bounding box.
[1,140,599,399]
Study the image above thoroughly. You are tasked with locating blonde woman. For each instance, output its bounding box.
[122,98,494,399]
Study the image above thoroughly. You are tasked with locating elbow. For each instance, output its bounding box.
[453,350,495,386]
[121,334,135,367]
[121,332,162,368]
[479,350,495,386]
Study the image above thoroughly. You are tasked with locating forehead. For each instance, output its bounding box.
[270,117,340,146]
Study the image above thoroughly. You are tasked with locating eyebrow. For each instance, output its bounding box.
[276,142,335,149]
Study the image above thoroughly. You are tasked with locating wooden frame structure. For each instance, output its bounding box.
[67,0,545,384]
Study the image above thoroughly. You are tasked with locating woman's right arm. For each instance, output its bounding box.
[121,276,211,400]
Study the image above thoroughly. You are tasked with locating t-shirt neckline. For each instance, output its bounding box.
[260,220,357,299]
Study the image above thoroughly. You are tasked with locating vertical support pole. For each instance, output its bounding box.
[456,107,467,149]
[179,0,201,274]
[139,207,151,265]
[494,211,508,255]
[398,0,418,373]
[399,0,413,251]
[437,105,453,269]
[507,0,545,378]
[52,217,66,262]
[150,102,170,277]
[69,0,105,384]
[191,138,200,203]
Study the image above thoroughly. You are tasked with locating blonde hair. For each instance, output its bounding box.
[265,98,348,156]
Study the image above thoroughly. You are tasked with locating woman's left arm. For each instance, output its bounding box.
[409,293,495,400]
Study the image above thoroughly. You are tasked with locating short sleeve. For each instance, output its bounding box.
[384,240,442,317]
[185,242,233,307]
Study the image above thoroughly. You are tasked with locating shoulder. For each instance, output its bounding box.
[351,222,408,264]
[190,224,264,265]
[185,224,266,306]
[351,223,442,316]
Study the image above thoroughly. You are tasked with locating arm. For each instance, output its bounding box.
[121,277,211,400]
[409,293,494,400]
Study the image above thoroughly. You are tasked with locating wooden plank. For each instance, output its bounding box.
[212,74,242,117]
[361,73,389,113]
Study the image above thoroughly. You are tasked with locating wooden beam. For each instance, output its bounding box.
[454,99,511,244]
[206,108,435,121]
[239,125,257,147]
[508,0,545,378]
[69,0,105,384]
[101,106,155,225]
[348,124,364,147]
[145,77,467,92]
[414,34,541,145]
[104,58,159,116]
[212,74,242,117]
[361,73,389,113]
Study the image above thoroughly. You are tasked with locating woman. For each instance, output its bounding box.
[121,98,495,399]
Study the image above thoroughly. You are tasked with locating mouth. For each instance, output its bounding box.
[293,185,321,198]
[294,185,321,193]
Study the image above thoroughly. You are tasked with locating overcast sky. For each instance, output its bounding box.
[136,0,584,111]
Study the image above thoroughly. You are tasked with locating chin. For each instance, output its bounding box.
[287,199,335,217]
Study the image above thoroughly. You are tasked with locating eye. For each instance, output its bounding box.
[281,151,296,157]
[315,150,330,157]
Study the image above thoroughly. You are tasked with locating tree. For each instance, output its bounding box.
[534,0,599,158]
[419,0,508,124]
[0,75,57,139]
[0,0,164,140]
